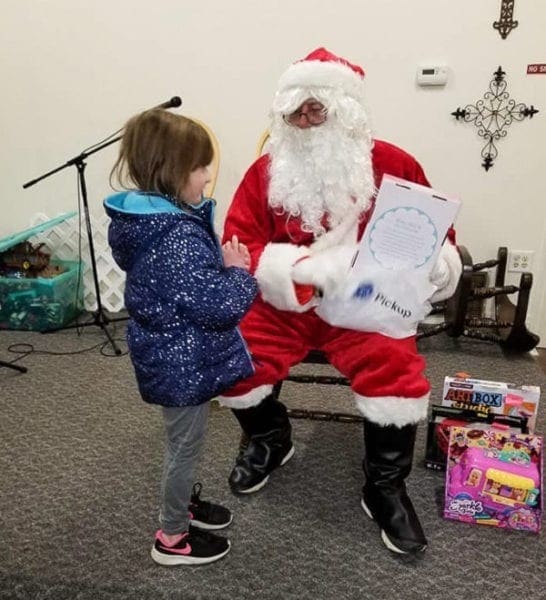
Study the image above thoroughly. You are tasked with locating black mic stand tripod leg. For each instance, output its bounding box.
[0,359,28,373]
[45,309,124,355]
[41,160,124,356]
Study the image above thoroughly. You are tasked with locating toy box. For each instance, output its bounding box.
[444,426,543,534]
[424,404,529,471]
[442,376,540,432]
[0,260,83,331]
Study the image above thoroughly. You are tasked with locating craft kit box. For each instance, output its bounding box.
[0,260,83,332]
[444,426,543,534]
[442,376,540,432]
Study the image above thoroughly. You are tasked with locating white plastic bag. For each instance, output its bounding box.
[315,266,436,338]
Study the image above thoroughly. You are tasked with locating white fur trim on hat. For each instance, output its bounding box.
[278,48,365,100]
[278,60,365,100]
[355,393,429,427]
[217,385,274,409]
[255,243,316,312]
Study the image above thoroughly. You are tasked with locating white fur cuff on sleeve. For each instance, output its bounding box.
[430,243,462,303]
[255,243,314,312]
[292,245,357,295]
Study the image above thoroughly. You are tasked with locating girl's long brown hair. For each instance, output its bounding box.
[110,109,213,199]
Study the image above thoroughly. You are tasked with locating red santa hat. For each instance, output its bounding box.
[277,47,366,100]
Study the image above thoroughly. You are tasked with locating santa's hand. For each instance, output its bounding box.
[292,245,357,296]
[429,242,462,302]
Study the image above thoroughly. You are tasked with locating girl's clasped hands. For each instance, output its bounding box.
[222,234,251,271]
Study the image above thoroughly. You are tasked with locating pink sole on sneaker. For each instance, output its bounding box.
[151,541,231,566]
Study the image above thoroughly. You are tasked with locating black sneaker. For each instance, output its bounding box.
[151,526,231,566]
[189,482,233,530]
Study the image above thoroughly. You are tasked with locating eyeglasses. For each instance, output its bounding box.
[283,102,328,127]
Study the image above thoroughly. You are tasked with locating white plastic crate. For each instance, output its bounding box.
[30,211,126,312]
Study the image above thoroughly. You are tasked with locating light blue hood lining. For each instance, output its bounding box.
[104,191,183,215]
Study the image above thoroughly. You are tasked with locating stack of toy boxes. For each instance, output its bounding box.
[425,376,540,470]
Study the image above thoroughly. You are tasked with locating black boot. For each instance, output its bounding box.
[361,420,427,554]
[229,394,294,494]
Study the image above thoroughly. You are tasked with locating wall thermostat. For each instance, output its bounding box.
[416,66,448,86]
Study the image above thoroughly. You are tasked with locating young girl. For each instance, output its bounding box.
[104,109,257,566]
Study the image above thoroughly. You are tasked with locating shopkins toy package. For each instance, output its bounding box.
[442,376,540,432]
[444,426,543,533]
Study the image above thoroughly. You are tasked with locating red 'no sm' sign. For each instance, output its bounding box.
[527,64,546,74]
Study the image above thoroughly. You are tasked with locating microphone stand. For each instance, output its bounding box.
[22,96,183,356]
[23,136,126,354]
[0,359,28,374]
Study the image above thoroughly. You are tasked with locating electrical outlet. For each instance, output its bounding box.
[508,250,534,272]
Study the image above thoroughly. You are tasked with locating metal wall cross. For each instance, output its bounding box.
[493,0,518,39]
[451,67,538,171]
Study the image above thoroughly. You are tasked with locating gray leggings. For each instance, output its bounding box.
[159,402,210,535]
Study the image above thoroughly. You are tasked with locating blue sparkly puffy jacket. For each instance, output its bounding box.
[104,191,257,407]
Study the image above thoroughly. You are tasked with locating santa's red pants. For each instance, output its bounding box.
[224,299,430,400]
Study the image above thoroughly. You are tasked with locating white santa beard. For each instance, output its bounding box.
[268,119,375,237]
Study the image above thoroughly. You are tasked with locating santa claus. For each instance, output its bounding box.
[219,47,461,555]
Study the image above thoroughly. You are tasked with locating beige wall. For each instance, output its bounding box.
[2,0,545,343]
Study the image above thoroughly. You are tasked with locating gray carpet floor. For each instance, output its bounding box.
[1,323,545,600]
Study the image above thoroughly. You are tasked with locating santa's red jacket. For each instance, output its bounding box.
[220,139,458,426]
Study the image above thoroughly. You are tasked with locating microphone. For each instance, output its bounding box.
[155,96,182,110]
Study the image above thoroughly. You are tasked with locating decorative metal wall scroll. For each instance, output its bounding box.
[451,67,539,171]
[493,0,518,39]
